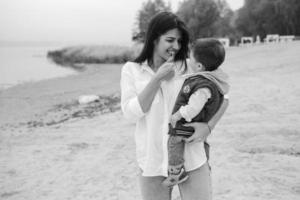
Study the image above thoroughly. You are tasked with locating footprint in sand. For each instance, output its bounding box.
[1,191,21,199]
[68,142,89,154]
[246,103,267,113]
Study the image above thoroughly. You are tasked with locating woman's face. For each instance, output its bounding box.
[153,28,182,62]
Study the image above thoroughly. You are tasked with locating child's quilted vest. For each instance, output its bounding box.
[172,74,224,137]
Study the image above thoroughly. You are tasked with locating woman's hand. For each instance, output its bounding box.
[182,122,211,144]
[154,63,175,82]
[154,53,175,82]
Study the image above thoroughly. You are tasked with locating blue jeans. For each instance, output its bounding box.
[139,162,212,200]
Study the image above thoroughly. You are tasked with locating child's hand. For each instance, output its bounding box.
[170,111,182,128]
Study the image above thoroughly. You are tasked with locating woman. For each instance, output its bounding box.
[121,12,228,200]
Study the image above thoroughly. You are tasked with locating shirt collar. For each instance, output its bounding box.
[140,61,155,75]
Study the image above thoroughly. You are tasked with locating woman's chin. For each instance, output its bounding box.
[165,55,173,61]
[160,55,169,62]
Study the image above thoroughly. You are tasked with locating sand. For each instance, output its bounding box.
[1,42,300,200]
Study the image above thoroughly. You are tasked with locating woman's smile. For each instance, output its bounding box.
[167,49,177,57]
[154,28,182,62]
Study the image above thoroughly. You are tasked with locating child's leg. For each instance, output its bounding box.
[168,134,184,169]
[167,123,184,170]
[163,126,188,186]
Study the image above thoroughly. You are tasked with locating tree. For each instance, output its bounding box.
[177,0,220,41]
[272,0,300,35]
[132,0,171,42]
[212,0,238,43]
[235,0,300,39]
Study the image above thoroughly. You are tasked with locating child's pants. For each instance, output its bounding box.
[168,123,211,172]
[168,134,185,167]
[167,124,186,171]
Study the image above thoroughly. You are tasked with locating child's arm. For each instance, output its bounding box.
[183,97,229,143]
[170,88,210,128]
[170,110,182,127]
[179,88,211,122]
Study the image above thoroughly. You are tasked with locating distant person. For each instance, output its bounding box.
[120,12,229,200]
[162,38,229,187]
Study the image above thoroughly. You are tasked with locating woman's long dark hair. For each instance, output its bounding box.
[134,12,190,69]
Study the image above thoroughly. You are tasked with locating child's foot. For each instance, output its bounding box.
[162,168,189,187]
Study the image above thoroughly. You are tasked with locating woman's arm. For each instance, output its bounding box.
[207,98,229,130]
[121,65,146,121]
[183,98,229,143]
[138,61,175,113]
[138,76,162,113]
[121,58,175,121]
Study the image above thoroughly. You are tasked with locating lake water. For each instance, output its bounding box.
[0,44,76,90]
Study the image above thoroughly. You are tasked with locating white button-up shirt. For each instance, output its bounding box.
[120,61,207,177]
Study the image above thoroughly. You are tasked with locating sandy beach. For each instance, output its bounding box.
[1,42,300,200]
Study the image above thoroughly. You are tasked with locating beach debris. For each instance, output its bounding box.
[8,93,121,129]
[78,95,100,104]
[0,93,120,130]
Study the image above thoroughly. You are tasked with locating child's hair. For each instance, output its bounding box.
[191,38,225,71]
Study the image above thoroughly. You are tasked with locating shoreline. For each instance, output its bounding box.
[0,71,78,91]
[0,63,123,129]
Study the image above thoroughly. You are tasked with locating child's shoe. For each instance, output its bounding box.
[162,166,189,187]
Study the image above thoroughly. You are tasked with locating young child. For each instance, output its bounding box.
[162,38,230,187]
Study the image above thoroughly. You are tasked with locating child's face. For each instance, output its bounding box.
[189,51,204,72]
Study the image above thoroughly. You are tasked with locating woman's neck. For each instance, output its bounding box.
[150,52,165,72]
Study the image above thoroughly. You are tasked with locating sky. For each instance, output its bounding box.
[0,0,244,46]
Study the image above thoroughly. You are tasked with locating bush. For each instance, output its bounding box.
[47,45,136,67]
